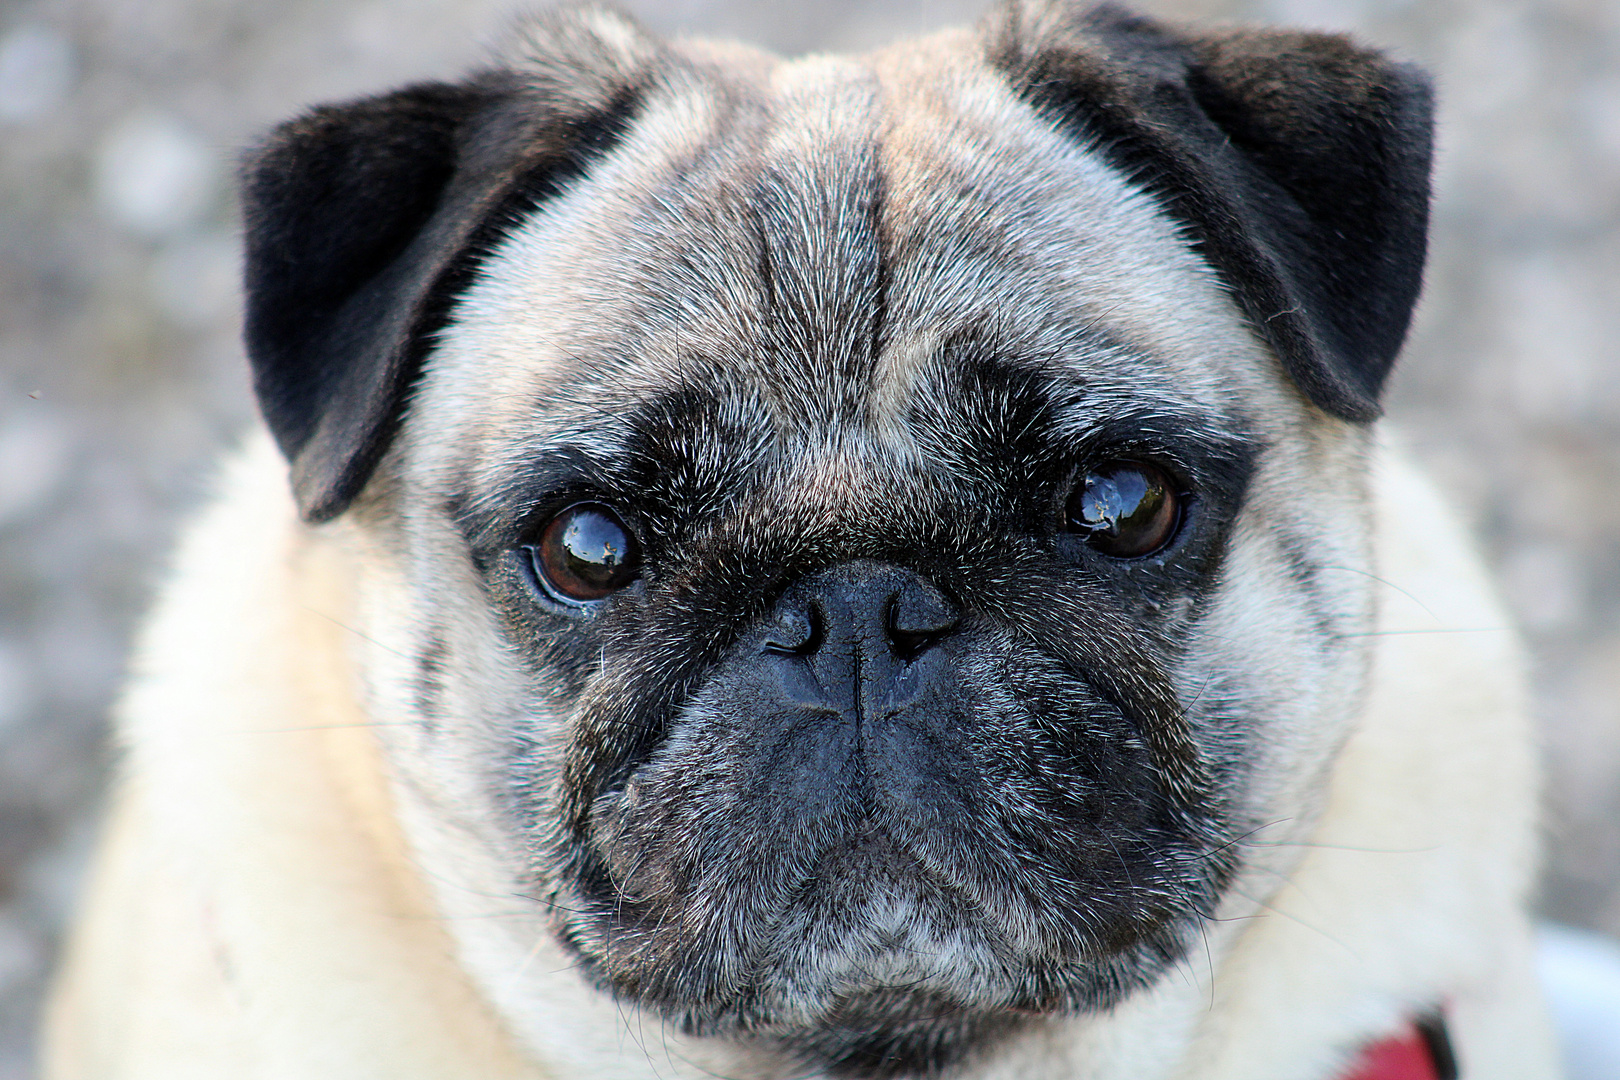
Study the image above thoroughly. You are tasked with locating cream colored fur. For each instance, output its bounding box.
[43,430,1560,1079]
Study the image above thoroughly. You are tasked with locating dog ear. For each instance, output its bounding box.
[241,8,658,522]
[984,1,1434,422]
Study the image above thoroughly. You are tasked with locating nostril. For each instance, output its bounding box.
[763,604,820,655]
[887,579,959,659]
[888,627,934,661]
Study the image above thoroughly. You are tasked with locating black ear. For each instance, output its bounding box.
[241,8,658,522]
[984,1,1434,422]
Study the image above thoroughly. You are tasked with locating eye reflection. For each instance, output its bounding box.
[529,502,640,604]
[1066,461,1182,558]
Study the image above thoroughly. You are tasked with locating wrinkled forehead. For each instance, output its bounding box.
[415,30,1279,494]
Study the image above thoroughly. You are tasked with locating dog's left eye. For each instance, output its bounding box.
[1066,461,1183,558]
[525,502,641,605]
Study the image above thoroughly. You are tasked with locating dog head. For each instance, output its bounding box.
[240,2,1431,1075]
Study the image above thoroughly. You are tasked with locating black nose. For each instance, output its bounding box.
[763,561,958,657]
[762,561,959,720]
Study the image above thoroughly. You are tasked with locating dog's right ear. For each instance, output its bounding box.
[241,7,659,523]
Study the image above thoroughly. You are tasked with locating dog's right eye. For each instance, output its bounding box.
[524,502,641,605]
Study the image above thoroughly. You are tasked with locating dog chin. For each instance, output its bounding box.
[558,829,1199,1077]
[650,912,1185,1080]
[727,987,1028,1080]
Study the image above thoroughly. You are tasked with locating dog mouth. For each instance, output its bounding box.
[553,707,1219,1071]
[556,775,1212,1078]
[534,566,1234,1075]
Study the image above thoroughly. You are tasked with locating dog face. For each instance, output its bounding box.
[239,3,1432,1075]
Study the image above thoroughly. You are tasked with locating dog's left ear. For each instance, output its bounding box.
[985,1,1434,422]
[241,8,661,522]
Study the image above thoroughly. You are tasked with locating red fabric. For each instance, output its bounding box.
[1338,1021,1440,1080]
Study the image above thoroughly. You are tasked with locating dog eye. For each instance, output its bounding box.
[1066,461,1183,558]
[526,502,640,604]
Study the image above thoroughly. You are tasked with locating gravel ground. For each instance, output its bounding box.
[2,0,1617,1075]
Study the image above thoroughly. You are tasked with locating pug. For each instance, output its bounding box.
[44,2,1562,1078]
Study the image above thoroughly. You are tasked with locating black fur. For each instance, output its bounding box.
[240,11,658,521]
[984,0,1434,422]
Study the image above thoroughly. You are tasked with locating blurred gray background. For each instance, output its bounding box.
[1,0,1616,1075]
